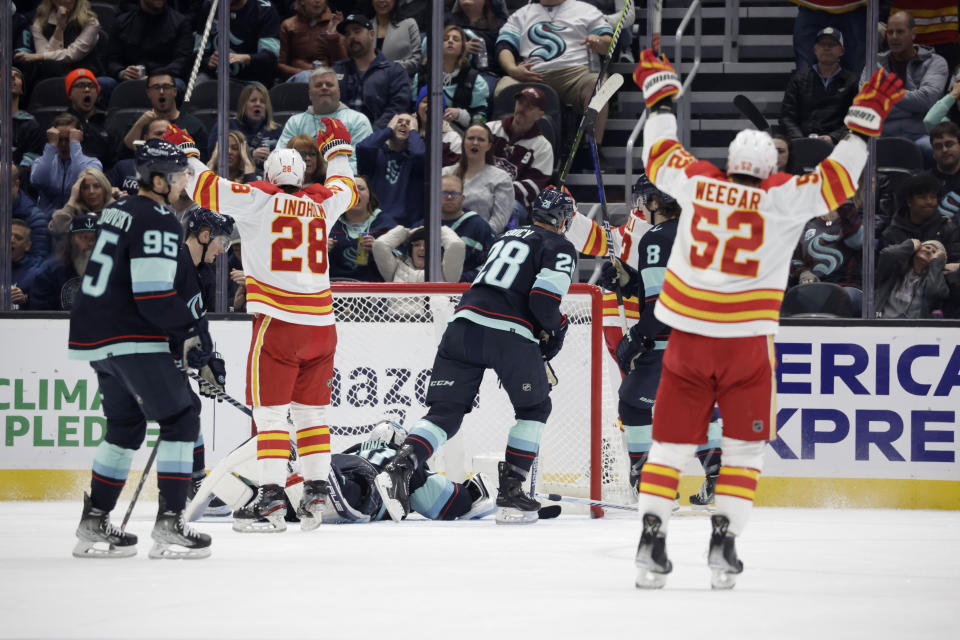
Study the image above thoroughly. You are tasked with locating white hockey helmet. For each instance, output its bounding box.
[726,129,778,180]
[264,148,306,188]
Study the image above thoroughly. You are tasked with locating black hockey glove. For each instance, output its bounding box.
[198,353,226,401]
[539,315,569,362]
[184,320,214,370]
[598,258,641,296]
[616,325,655,375]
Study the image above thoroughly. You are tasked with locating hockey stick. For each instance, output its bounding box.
[651,0,663,56]
[120,442,159,532]
[733,94,770,132]
[184,0,220,103]
[536,492,636,512]
[175,361,253,417]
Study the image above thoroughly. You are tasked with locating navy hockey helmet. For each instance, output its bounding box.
[632,173,676,210]
[135,138,188,184]
[186,207,235,240]
[531,186,575,227]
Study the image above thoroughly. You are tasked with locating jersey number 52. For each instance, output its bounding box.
[270,216,327,274]
[689,203,764,278]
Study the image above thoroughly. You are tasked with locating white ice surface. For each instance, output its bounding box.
[1,503,958,640]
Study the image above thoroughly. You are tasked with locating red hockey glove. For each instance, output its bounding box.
[162,124,199,158]
[317,117,353,162]
[844,68,905,137]
[633,49,681,109]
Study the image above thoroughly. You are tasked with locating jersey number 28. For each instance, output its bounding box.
[271,216,327,274]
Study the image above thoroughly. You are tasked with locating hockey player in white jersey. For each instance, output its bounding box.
[164,119,358,533]
[630,50,904,589]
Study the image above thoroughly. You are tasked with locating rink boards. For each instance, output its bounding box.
[0,316,958,509]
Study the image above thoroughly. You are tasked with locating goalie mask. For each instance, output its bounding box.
[366,420,408,448]
[264,148,306,188]
[531,186,575,228]
[727,129,778,180]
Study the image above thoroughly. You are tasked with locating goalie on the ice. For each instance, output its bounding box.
[186,421,497,523]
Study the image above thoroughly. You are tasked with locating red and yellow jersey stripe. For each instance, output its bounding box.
[193,169,221,211]
[296,426,331,456]
[579,221,610,257]
[601,292,641,319]
[645,138,683,184]
[257,430,291,460]
[818,159,856,212]
[245,276,333,317]
[659,269,783,324]
[716,467,761,502]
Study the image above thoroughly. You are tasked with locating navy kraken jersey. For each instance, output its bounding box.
[633,218,678,348]
[452,225,577,342]
[68,196,203,361]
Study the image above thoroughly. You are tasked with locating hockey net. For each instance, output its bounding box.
[326,282,635,516]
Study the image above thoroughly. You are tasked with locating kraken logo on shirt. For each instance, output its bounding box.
[528,22,568,63]
[386,159,401,185]
[186,293,204,320]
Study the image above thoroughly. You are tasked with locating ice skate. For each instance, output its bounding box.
[495,462,540,525]
[296,479,329,531]
[689,475,717,509]
[634,513,672,589]
[232,483,288,532]
[72,493,137,559]
[461,472,496,520]
[708,514,743,589]
[374,444,417,522]
[149,496,212,559]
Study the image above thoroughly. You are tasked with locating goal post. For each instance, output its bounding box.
[326,282,634,516]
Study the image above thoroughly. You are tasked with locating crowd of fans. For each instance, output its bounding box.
[5,0,960,319]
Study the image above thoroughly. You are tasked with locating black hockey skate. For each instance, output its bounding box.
[495,461,540,525]
[634,513,672,589]
[461,472,497,520]
[232,483,288,533]
[689,475,718,509]
[708,514,743,589]
[374,444,418,522]
[297,479,330,531]
[149,496,212,559]
[73,493,137,559]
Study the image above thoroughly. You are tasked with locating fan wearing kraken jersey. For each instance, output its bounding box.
[375,186,577,526]
[163,119,358,533]
[631,50,904,589]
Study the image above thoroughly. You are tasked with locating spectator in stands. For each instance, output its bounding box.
[890,0,960,82]
[794,196,864,312]
[868,10,948,153]
[415,87,462,167]
[28,212,98,310]
[334,14,412,131]
[446,0,508,79]
[327,175,395,281]
[30,112,102,215]
[788,0,867,78]
[209,130,259,183]
[198,0,282,87]
[770,128,793,173]
[442,123,513,233]
[109,117,170,192]
[278,0,346,82]
[11,67,44,171]
[276,66,374,170]
[14,0,103,81]
[487,85,554,211]
[414,25,490,132]
[120,70,210,160]
[432,172,495,281]
[582,0,635,62]
[105,0,194,92]
[207,83,282,173]
[356,113,425,226]
[496,0,613,143]
[876,238,950,318]
[927,122,960,211]
[10,162,52,259]
[49,167,115,236]
[64,68,115,170]
[10,220,43,309]
[880,173,960,262]
[372,224,465,284]
[780,27,859,144]
[286,134,327,185]
[923,67,960,131]
[370,0,420,76]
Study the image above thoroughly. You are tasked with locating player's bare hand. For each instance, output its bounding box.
[511,61,543,83]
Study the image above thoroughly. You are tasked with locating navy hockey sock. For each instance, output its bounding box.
[156,440,194,511]
[192,433,205,475]
[89,441,135,512]
[504,419,546,474]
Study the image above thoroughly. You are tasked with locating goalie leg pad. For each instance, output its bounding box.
[185,436,258,522]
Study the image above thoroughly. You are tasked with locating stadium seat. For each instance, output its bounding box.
[90,2,117,35]
[781,282,855,318]
[187,80,245,111]
[28,77,70,111]
[876,137,924,173]
[269,83,309,113]
[788,137,832,173]
[30,107,66,132]
[107,80,150,112]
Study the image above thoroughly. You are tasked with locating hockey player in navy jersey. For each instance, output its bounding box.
[68,139,213,559]
[599,177,724,508]
[375,186,577,525]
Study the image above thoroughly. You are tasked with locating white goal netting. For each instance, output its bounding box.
[326,283,636,515]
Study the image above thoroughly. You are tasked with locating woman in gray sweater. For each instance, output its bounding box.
[442,123,514,234]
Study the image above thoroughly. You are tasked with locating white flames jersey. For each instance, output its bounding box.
[566,208,652,327]
[642,112,867,337]
[186,156,358,326]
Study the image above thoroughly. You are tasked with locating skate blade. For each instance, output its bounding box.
[148,542,212,560]
[298,503,324,532]
[232,514,287,533]
[494,506,538,525]
[374,475,407,523]
[72,539,137,559]
[461,498,497,520]
[635,568,669,589]
[710,568,738,590]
